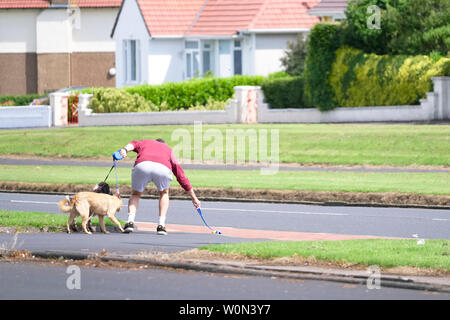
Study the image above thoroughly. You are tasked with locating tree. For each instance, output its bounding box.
[341,0,450,56]
[385,0,450,55]
[280,34,309,76]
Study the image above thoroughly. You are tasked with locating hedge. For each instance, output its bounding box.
[261,76,306,108]
[124,75,264,110]
[88,88,160,113]
[303,23,341,111]
[0,94,47,106]
[329,46,450,107]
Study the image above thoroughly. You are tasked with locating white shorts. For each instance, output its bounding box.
[131,161,173,192]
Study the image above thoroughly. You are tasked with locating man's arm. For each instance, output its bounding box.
[188,188,201,209]
[119,143,135,158]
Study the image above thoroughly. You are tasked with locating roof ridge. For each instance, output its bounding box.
[248,0,269,30]
[183,0,210,36]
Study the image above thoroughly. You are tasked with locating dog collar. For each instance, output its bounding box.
[114,194,121,199]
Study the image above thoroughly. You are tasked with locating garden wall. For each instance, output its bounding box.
[0,105,52,128]
[47,76,449,127]
[258,77,449,123]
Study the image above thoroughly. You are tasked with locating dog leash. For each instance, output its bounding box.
[104,151,123,197]
[113,158,120,196]
[103,164,115,183]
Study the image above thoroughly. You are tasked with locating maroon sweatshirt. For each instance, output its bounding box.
[130,139,192,191]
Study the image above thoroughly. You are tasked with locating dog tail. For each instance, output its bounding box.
[58,197,73,213]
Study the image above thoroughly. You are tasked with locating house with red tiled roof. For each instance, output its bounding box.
[307,0,347,22]
[111,0,320,86]
[0,0,122,95]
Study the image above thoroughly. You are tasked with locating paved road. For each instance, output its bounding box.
[1,261,448,300]
[1,192,449,240]
[0,192,449,300]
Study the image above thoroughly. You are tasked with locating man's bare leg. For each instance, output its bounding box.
[157,188,169,235]
[124,190,141,233]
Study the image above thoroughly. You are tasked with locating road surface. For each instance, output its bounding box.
[0,192,449,300]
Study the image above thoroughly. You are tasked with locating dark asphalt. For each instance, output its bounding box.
[1,261,448,300]
[1,192,449,300]
[1,157,449,173]
[1,192,449,240]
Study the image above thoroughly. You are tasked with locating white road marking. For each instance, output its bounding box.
[11,200,57,205]
[432,218,450,222]
[9,199,128,208]
[201,207,349,216]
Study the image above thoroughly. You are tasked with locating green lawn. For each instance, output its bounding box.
[200,239,450,271]
[0,164,449,195]
[1,124,449,166]
[0,209,125,232]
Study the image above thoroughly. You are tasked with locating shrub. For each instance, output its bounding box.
[0,94,47,106]
[304,23,341,110]
[329,46,450,107]
[261,76,306,108]
[124,75,264,110]
[88,88,159,113]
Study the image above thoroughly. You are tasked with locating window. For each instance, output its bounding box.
[123,39,140,83]
[233,40,242,75]
[202,42,213,74]
[185,40,200,79]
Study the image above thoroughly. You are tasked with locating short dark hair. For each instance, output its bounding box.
[156,138,165,144]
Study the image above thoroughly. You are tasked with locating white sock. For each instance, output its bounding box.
[127,212,136,223]
[158,216,166,227]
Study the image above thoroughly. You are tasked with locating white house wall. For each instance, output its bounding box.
[0,6,118,94]
[147,38,184,84]
[254,34,297,77]
[36,8,72,54]
[0,9,39,53]
[71,8,117,53]
[112,0,149,87]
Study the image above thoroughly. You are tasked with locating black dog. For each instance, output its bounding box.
[69,182,113,232]
[93,181,113,195]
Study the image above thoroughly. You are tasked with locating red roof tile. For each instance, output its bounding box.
[0,0,49,8]
[187,0,320,36]
[131,0,321,37]
[249,0,321,31]
[137,0,206,36]
[0,0,122,9]
[186,0,264,36]
[71,0,123,7]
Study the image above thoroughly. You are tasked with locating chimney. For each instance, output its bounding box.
[49,0,70,6]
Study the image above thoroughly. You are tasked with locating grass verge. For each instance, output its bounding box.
[1,124,449,166]
[200,239,450,271]
[0,210,125,232]
[0,164,449,195]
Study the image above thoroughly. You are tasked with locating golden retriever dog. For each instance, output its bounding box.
[58,192,124,234]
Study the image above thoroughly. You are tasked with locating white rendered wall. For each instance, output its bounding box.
[0,9,39,53]
[148,38,184,84]
[254,34,298,76]
[71,8,118,53]
[36,8,72,53]
[112,0,149,87]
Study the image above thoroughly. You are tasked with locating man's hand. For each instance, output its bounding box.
[119,148,128,158]
[188,189,201,209]
[192,197,201,209]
